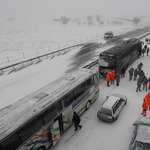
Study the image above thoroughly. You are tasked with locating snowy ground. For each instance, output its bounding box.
[50,39,150,150]
[0,20,150,150]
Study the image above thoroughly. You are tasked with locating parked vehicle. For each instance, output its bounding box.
[129,117,150,150]
[97,93,127,122]
[0,68,99,150]
[99,38,142,76]
[145,38,150,44]
[104,31,114,39]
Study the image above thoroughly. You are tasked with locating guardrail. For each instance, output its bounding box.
[0,43,86,73]
[0,31,150,75]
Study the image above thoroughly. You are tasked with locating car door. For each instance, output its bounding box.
[114,100,122,117]
[118,99,125,113]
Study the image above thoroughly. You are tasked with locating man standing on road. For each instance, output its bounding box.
[116,73,120,86]
[110,70,115,84]
[72,111,82,131]
[137,63,143,71]
[106,72,110,87]
[133,68,138,81]
[142,48,145,57]
[136,76,143,92]
[142,96,148,116]
[147,47,149,56]
[143,76,148,91]
[146,93,150,110]
[129,68,134,81]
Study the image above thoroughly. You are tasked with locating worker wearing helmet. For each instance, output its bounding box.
[110,70,115,84]
[106,72,110,87]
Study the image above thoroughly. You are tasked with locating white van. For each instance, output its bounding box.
[97,93,127,122]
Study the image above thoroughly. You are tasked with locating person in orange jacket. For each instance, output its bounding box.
[142,96,148,116]
[106,72,110,87]
[110,70,115,84]
[147,92,150,110]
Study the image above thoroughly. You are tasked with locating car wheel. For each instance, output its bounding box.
[114,115,118,121]
[86,101,91,110]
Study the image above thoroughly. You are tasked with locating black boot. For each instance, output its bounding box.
[74,128,78,131]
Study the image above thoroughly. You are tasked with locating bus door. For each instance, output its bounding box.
[50,119,60,146]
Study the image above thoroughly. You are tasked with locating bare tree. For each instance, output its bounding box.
[60,16,71,25]
[87,16,94,25]
[133,17,141,26]
[74,18,81,26]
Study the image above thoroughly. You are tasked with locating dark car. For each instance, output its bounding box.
[145,38,150,44]
[104,31,114,39]
[129,117,150,150]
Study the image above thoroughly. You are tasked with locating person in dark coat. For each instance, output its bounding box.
[144,44,147,52]
[116,73,120,86]
[120,67,126,78]
[136,76,143,92]
[129,68,134,81]
[137,63,143,71]
[133,68,138,81]
[143,76,148,91]
[147,47,149,56]
[72,111,82,131]
[142,48,145,57]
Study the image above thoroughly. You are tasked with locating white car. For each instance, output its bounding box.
[97,93,127,122]
[129,117,150,150]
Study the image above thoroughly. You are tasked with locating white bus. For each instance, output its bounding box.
[0,68,99,150]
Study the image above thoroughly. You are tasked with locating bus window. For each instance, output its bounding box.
[30,115,44,133]
[94,75,99,87]
[86,77,93,89]
[19,123,34,143]
[42,105,57,124]
[1,132,21,150]
[63,92,74,108]
[42,100,63,124]
[73,82,86,99]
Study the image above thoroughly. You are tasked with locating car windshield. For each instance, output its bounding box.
[133,141,150,150]
[100,107,112,116]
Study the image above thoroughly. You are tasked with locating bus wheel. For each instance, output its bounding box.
[37,146,46,150]
[86,101,91,110]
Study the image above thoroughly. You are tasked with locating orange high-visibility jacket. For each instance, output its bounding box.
[147,94,150,105]
[106,72,110,81]
[110,71,115,80]
[143,98,148,110]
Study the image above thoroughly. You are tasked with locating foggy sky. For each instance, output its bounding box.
[0,0,150,21]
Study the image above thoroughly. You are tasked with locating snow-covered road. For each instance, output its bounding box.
[50,51,150,150]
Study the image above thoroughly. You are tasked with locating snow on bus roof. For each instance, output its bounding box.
[0,67,96,141]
